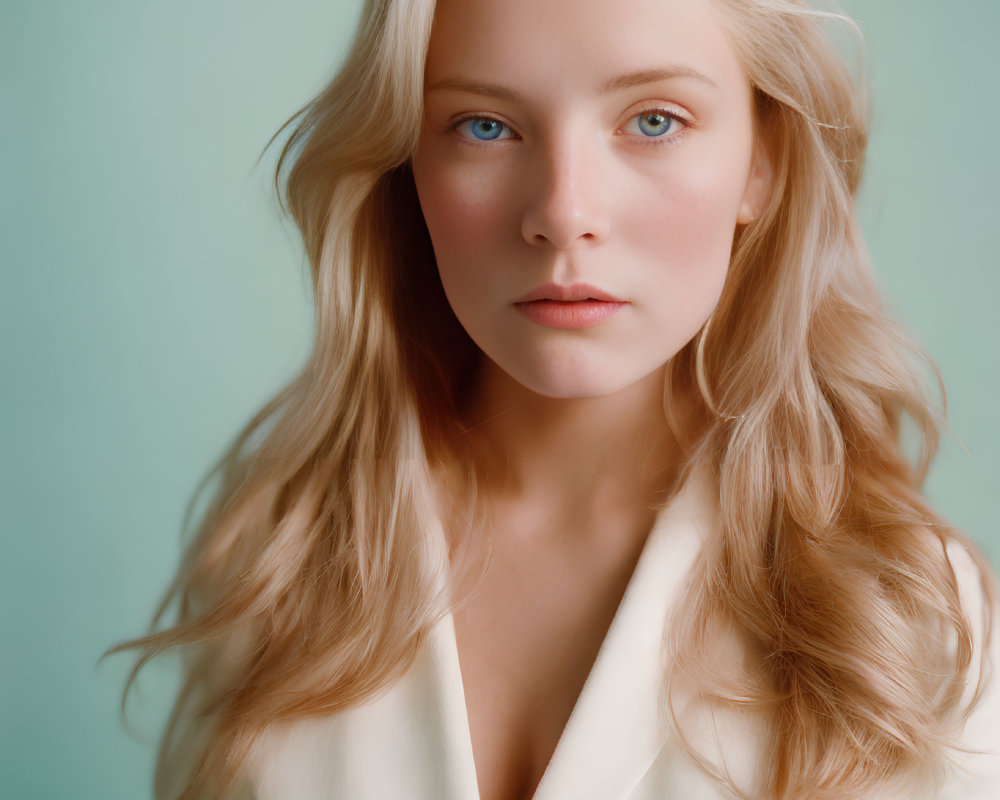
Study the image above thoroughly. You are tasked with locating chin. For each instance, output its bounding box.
[501,357,660,401]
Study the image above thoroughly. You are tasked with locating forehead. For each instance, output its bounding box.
[425,0,748,100]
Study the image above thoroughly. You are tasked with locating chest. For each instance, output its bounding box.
[452,526,648,800]
[250,475,735,800]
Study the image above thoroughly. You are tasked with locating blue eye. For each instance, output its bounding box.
[623,110,683,139]
[454,117,514,142]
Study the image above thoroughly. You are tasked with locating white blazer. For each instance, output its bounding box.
[245,472,1000,799]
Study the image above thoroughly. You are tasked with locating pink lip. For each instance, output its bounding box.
[515,282,624,303]
[515,299,626,329]
[513,284,627,329]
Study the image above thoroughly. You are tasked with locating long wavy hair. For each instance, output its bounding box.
[112,0,996,798]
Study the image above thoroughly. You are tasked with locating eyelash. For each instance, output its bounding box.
[617,107,691,147]
[447,106,692,148]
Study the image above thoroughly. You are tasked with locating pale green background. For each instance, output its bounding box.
[2,1,998,797]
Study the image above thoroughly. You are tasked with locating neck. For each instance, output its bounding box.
[456,360,688,524]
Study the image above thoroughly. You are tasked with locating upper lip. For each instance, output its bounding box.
[515,282,625,303]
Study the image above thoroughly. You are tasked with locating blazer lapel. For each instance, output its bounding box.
[250,468,714,800]
[529,467,713,800]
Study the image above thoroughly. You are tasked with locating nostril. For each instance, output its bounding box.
[521,196,610,249]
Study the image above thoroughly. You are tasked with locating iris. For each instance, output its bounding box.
[637,112,674,137]
[465,118,506,140]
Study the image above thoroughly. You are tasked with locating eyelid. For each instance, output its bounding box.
[620,99,694,126]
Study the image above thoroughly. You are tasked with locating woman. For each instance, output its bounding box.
[118,0,1000,797]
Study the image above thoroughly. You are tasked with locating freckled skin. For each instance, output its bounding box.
[412,0,771,400]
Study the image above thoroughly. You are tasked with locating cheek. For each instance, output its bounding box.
[413,155,530,330]
[622,159,744,301]
[413,159,518,269]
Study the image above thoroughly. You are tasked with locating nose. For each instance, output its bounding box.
[520,136,610,249]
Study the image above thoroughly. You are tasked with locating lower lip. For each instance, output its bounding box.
[514,300,627,329]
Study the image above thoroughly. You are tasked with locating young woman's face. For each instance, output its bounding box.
[411,0,770,399]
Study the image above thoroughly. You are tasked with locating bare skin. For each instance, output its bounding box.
[450,363,683,800]
[411,0,768,794]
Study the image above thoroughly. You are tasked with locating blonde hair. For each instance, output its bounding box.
[111,1,996,798]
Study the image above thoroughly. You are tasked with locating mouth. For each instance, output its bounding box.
[515,282,624,304]
[513,283,627,329]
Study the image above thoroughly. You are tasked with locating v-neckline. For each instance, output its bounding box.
[437,468,712,800]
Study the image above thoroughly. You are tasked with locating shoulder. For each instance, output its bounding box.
[938,539,1000,799]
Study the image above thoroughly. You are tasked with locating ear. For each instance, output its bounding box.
[736,137,774,225]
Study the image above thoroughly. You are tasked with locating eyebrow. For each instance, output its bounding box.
[426,65,718,102]
[601,66,718,93]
